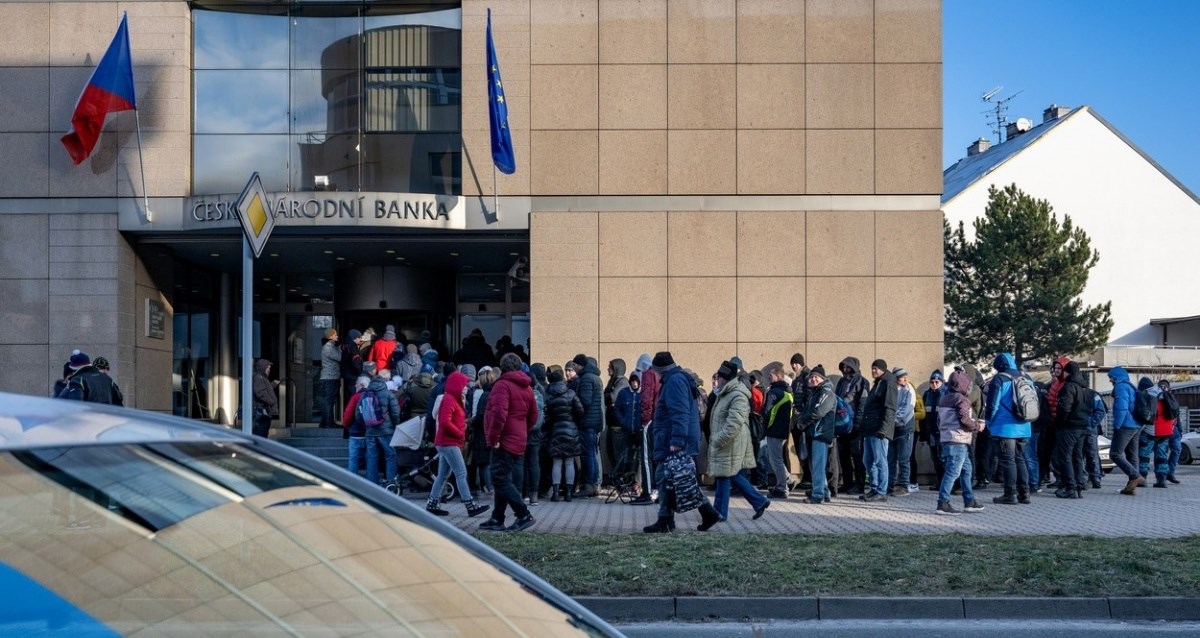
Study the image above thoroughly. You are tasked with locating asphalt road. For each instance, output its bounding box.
[616,619,1200,637]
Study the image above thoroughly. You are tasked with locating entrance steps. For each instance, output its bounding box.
[272,425,348,469]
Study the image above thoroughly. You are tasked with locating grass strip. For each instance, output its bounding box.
[477,533,1200,597]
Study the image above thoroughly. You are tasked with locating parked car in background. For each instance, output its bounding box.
[1181,431,1200,465]
[0,393,621,637]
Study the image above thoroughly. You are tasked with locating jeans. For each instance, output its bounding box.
[1055,428,1086,490]
[347,436,368,475]
[580,428,599,487]
[810,440,830,500]
[252,414,271,438]
[429,445,473,504]
[1084,431,1103,483]
[365,434,397,486]
[489,448,530,523]
[551,456,577,487]
[996,437,1029,496]
[1025,428,1041,487]
[862,435,889,495]
[655,462,672,519]
[1169,423,1183,475]
[713,469,768,519]
[1149,436,1171,479]
[523,441,542,499]
[888,426,914,489]
[1110,427,1140,479]
[319,378,339,427]
[938,443,976,506]
[764,436,791,491]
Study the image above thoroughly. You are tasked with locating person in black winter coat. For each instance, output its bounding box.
[1052,361,1092,498]
[571,354,605,496]
[834,357,870,494]
[545,369,584,501]
[860,359,897,502]
[761,362,794,499]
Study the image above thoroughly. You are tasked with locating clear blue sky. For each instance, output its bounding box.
[943,1,1200,193]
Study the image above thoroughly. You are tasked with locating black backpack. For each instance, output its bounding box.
[1161,391,1180,421]
[1134,390,1157,425]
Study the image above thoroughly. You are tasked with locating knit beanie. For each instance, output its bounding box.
[892,367,908,379]
[871,359,888,371]
[929,369,945,383]
[384,325,396,340]
[651,351,675,367]
[717,360,738,381]
[809,364,826,379]
[790,353,805,367]
[572,354,590,369]
[68,350,90,370]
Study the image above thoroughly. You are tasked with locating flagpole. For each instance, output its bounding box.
[134,106,151,222]
[493,165,498,216]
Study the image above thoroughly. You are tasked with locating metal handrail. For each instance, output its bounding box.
[284,378,299,428]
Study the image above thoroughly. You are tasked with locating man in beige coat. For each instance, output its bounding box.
[708,361,771,521]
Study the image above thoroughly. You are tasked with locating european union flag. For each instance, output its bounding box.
[487,9,516,175]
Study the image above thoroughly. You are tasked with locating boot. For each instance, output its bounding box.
[697,503,721,532]
[1135,474,1147,487]
[564,486,573,502]
[465,501,490,517]
[1120,484,1137,496]
[1017,492,1031,505]
[426,500,449,516]
[1167,474,1181,484]
[1154,476,1168,488]
[550,484,560,502]
[643,516,675,533]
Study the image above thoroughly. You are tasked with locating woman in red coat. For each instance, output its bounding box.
[426,371,490,518]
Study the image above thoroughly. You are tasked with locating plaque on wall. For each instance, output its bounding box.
[146,298,166,340]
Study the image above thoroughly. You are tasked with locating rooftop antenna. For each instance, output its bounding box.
[981,86,1023,144]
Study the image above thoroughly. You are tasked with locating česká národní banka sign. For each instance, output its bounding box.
[185,192,466,231]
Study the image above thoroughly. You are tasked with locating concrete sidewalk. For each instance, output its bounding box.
[434,465,1200,537]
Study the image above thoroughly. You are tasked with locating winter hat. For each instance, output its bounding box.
[418,343,432,355]
[419,330,432,341]
[459,364,477,381]
[729,356,744,372]
[363,361,377,375]
[651,351,675,367]
[348,329,362,342]
[1138,377,1154,391]
[810,364,826,379]
[892,367,908,379]
[790,353,806,367]
[871,359,888,372]
[384,325,396,340]
[929,369,945,383]
[572,354,590,369]
[717,360,738,382]
[68,350,90,370]
[324,328,337,340]
[94,357,110,370]
[421,349,439,367]
[548,368,565,383]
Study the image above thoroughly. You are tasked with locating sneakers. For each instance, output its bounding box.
[465,501,490,518]
[1017,493,1031,505]
[426,500,449,516]
[753,501,771,520]
[506,515,536,532]
[643,516,675,533]
[805,496,825,505]
[1167,474,1181,484]
[993,494,1018,505]
[1090,479,1103,489]
[936,501,961,516]
[863,491,887,503]
[963,501,986,513]
[629,493,655,506]
[768,489,789,499]
[907,484,920,493]
[478,518,506,532]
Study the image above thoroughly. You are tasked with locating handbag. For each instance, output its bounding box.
[663,451,703,513]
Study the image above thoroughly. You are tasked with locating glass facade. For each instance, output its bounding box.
[193,5,462,196]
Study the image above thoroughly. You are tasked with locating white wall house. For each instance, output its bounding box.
[942,105,1200,367]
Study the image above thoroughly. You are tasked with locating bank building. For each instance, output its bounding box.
[0,0,943,425]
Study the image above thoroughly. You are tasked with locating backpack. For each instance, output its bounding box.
[1161,391,1180,421]
[1002,372,1039,422]
[1134,390,1157,425]
[748,410,765,443]
[833,395,855,435]
[356,391,385,428]
[767,392,793,431]
[56,376,88,401]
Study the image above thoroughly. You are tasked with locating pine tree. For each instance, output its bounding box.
[944,184,1112,367]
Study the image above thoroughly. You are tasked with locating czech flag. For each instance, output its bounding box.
[61,13,136,165]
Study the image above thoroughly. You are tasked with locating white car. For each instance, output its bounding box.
[0,392,621,636]
[1182,431,1200,465]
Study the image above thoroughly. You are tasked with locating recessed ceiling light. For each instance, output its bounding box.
[509,252,519,256]
[395,257,403,261]
[209,252,220,257]
[386,249,395,254]
[449,252,459,257]
[336,257,345,261]
[317,278,325,282]
[269,253,279,257]
[261,277,270,282]
[324,250,333,254]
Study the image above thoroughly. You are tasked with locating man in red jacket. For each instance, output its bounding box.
[479,353,540,532]
[631,353,661,504]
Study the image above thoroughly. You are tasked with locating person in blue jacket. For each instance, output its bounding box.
[984,352,1031,504]
[1107,366,1144,495]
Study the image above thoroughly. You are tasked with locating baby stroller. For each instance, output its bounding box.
[388,415,455,503]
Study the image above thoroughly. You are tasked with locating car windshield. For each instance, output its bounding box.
[0,440,603,636]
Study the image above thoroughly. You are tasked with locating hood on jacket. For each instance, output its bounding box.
[1108,366,1130,385]
[947,370,972,397]
[992,352,1018,374]
[1064,361,1087,386]
[839,357,861,377]
[530,362,548,386]
[255,359,272,374]
[444,371,470,404]
[609,358,627,378]
[584,357,602,377]
[411,372,434,388]
[500,369,533,388]
[1138,376,1155,391]
[719,375,751,400]
[635,353,653,373]
[421,349,439,367]
[367,377,389,393]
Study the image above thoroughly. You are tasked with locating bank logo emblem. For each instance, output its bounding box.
[235,172,275,258]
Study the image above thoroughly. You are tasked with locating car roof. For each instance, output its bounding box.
[0,392,249,450]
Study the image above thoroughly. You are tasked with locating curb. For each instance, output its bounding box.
[573,596,1200,622]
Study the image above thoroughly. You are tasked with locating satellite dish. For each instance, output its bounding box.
[1015,117,1033,132]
